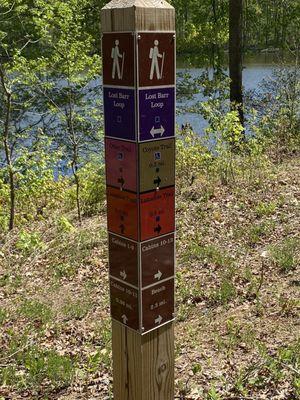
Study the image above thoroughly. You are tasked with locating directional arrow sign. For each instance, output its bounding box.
[120,270,127,280]
[122,314,128,325]
[142,278,174,332]
[154,176,162,188]
[150,125,165,138]
[154,270,162,280]
[139,88,175,142]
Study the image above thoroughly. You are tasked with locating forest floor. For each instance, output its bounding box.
[0,154,299,400]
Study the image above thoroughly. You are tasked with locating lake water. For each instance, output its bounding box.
[0,54,283,172]
[176,53,280,135]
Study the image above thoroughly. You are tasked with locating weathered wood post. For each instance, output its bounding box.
[101,1,176,398]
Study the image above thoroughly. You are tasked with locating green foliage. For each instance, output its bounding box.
[234,340,300,394]
[15,231,45,255]
[63,298,92,320]
[255,200,277,218]
[247,221,275,245]
[176,128,212,188]
[76,162,106,216]
[184,241,234,268]
[213,277,236,305]
[207,386,222,400]
[57,216,75,233]
[18,299,53,325]
[0,344,74,390]
[173,0,300,55]
[269,238,300,272]
[0,308,7,325]
[52,263,76,279]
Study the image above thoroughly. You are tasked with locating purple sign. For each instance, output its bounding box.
[139,87,175,142]
[104,87,136,141]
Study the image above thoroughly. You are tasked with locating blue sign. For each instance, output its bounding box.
[104,87,136,141]
[139,87,175,142]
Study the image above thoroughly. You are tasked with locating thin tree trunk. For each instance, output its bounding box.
[0,66,15,230]
[229,0,244,126]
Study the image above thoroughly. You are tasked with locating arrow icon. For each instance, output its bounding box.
[122,314,128,324]
[155,315,163,325]
[154,224,162,234]
[150,125,165,138]
[120,270,127,280]
[154,176,161,188]
[119,224,125,234]
[154,270,162,280]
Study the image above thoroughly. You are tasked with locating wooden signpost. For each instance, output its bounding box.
[101,0,175,398]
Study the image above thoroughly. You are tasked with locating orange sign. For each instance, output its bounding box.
[107,187,138,240]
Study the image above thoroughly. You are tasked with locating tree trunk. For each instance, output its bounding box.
[0,66,15,230]
[229,0,244,126]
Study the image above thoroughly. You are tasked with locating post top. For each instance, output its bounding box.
[102,0,174,10]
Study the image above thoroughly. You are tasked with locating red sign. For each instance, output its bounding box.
[138,32,175,87]
[102,33,135,87]
[107,187,138,240]
[105,138,137,192]
[140,187,175,241]
[110,278,139,331]
[142,278,175,332]
[109,234,138,287]
[141,234,175,287]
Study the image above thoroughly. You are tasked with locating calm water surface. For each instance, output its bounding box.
[176,53,280,135]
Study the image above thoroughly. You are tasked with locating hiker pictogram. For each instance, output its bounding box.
[111,40,125,79]
[149,40,165,80]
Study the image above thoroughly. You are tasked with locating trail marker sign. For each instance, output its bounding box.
[102,0,175,398]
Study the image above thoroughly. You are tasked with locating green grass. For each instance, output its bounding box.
[255,200,277,218]
[18,299,53,325]
[248,221,275,245]
[0,345,74,390]
[269,238,300,272]
[63,298,92,321]
[52,262,77,279]
[232,340,300,397]
[184,242,234,268]
[0,307,7,325]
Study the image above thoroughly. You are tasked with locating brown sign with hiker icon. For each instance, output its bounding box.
[137,32,175,87]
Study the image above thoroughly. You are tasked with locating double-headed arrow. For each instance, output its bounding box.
[150,125,165,138]
[155,315,163,325]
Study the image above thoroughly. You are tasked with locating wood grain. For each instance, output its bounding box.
[112,320,174,400]
[101,0,175,32]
